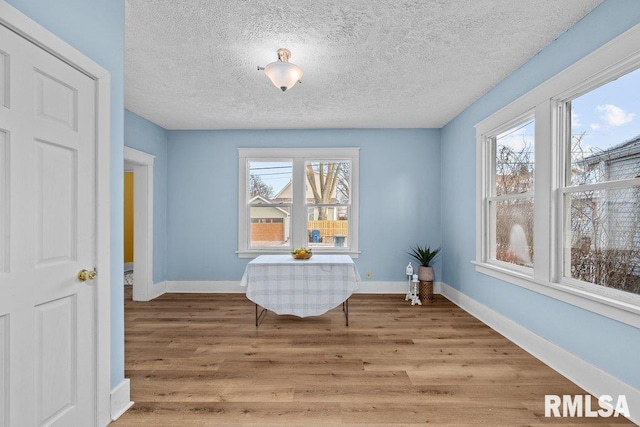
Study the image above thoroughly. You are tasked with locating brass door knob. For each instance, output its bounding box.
[77,269,97,281]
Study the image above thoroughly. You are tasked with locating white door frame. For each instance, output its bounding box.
[124,147,157,301]
[0,2,112,425]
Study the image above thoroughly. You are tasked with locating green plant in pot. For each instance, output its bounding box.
[407,245,441,282]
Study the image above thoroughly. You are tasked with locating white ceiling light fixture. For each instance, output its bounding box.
[258,48,303,92]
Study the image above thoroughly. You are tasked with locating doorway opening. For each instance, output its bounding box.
[124,147,157,301]
[124,170,134,286]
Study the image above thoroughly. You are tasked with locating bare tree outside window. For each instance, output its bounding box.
[566,130,640,295]
[247,161,292,248]
[249,174,274,199]
[493,121,640,293]
[306,161,350,220]
[563,66,640,294]
[306,160,351,247]
[493,120,535,267]
[239,149,359,254]
[562,66,640,295]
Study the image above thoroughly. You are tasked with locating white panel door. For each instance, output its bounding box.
[0,24,97,426]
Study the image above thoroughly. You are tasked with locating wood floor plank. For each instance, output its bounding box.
[112,291,632,426]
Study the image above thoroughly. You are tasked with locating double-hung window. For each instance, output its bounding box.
[483,117,535,272]
[238,148,359,257]
[476,24,640,326]
[558,68,640,297]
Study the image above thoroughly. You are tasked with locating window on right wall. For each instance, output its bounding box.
[560,67,640,296]
[476,24,640,327]
[490,119,535,270]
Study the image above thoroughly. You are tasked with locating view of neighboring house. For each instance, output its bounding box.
[574,133,640,249]
[581,133,640,182]
[570,134,640,292]
[273,176,342,221]
[251,168,349,245]
[249,195,291,244]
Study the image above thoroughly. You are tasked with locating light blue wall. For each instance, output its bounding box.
[124,110,169,283]
[166,129,441,282]
[4,0,126,389]
[440,0,640,389]
[9,0,640,400]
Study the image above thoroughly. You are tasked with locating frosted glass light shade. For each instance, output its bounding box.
[263,61,303,92]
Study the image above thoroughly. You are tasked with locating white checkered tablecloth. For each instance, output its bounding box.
[241,254,361,317]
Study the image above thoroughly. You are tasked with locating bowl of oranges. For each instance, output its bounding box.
[291,248,312,260]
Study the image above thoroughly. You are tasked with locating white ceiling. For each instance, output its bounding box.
[124,0,603,130]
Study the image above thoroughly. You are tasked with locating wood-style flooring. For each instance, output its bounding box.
[112,290,631,426]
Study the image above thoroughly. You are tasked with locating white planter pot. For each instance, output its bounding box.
[418,265,434,282]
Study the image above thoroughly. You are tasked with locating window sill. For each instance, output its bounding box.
[237,250,360,259]
[472,261,640,329]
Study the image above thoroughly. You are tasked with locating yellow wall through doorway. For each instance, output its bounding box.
[124,171,134,264]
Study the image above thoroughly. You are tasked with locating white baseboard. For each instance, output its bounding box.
[439,282,639,425]
[123,262,134,272]
[434,281,443,294]
[110,378,134,421]
[355,281,409,294]
[164,280,411,294]
[166,280,245,293]
[149,280,167,299]
[132,280,166,301]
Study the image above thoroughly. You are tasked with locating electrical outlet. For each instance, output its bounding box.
[366,272,372,279]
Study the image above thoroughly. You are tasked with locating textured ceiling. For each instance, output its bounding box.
[124,0,603,130]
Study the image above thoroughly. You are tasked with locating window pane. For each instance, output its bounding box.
[248,161,292,201]
[491,197,534,267]
[495,120,535,196]
[248,161,292,248]
[239,148,358,255]
[250,205,290,248]
[569,67,640,186]
[565,187,640,294]
[305,160,350,205]
[307,206,348,248]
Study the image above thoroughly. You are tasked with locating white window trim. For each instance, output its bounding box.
[475,22,640,329]
[238,147,359,258]
[480,111,536,276]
